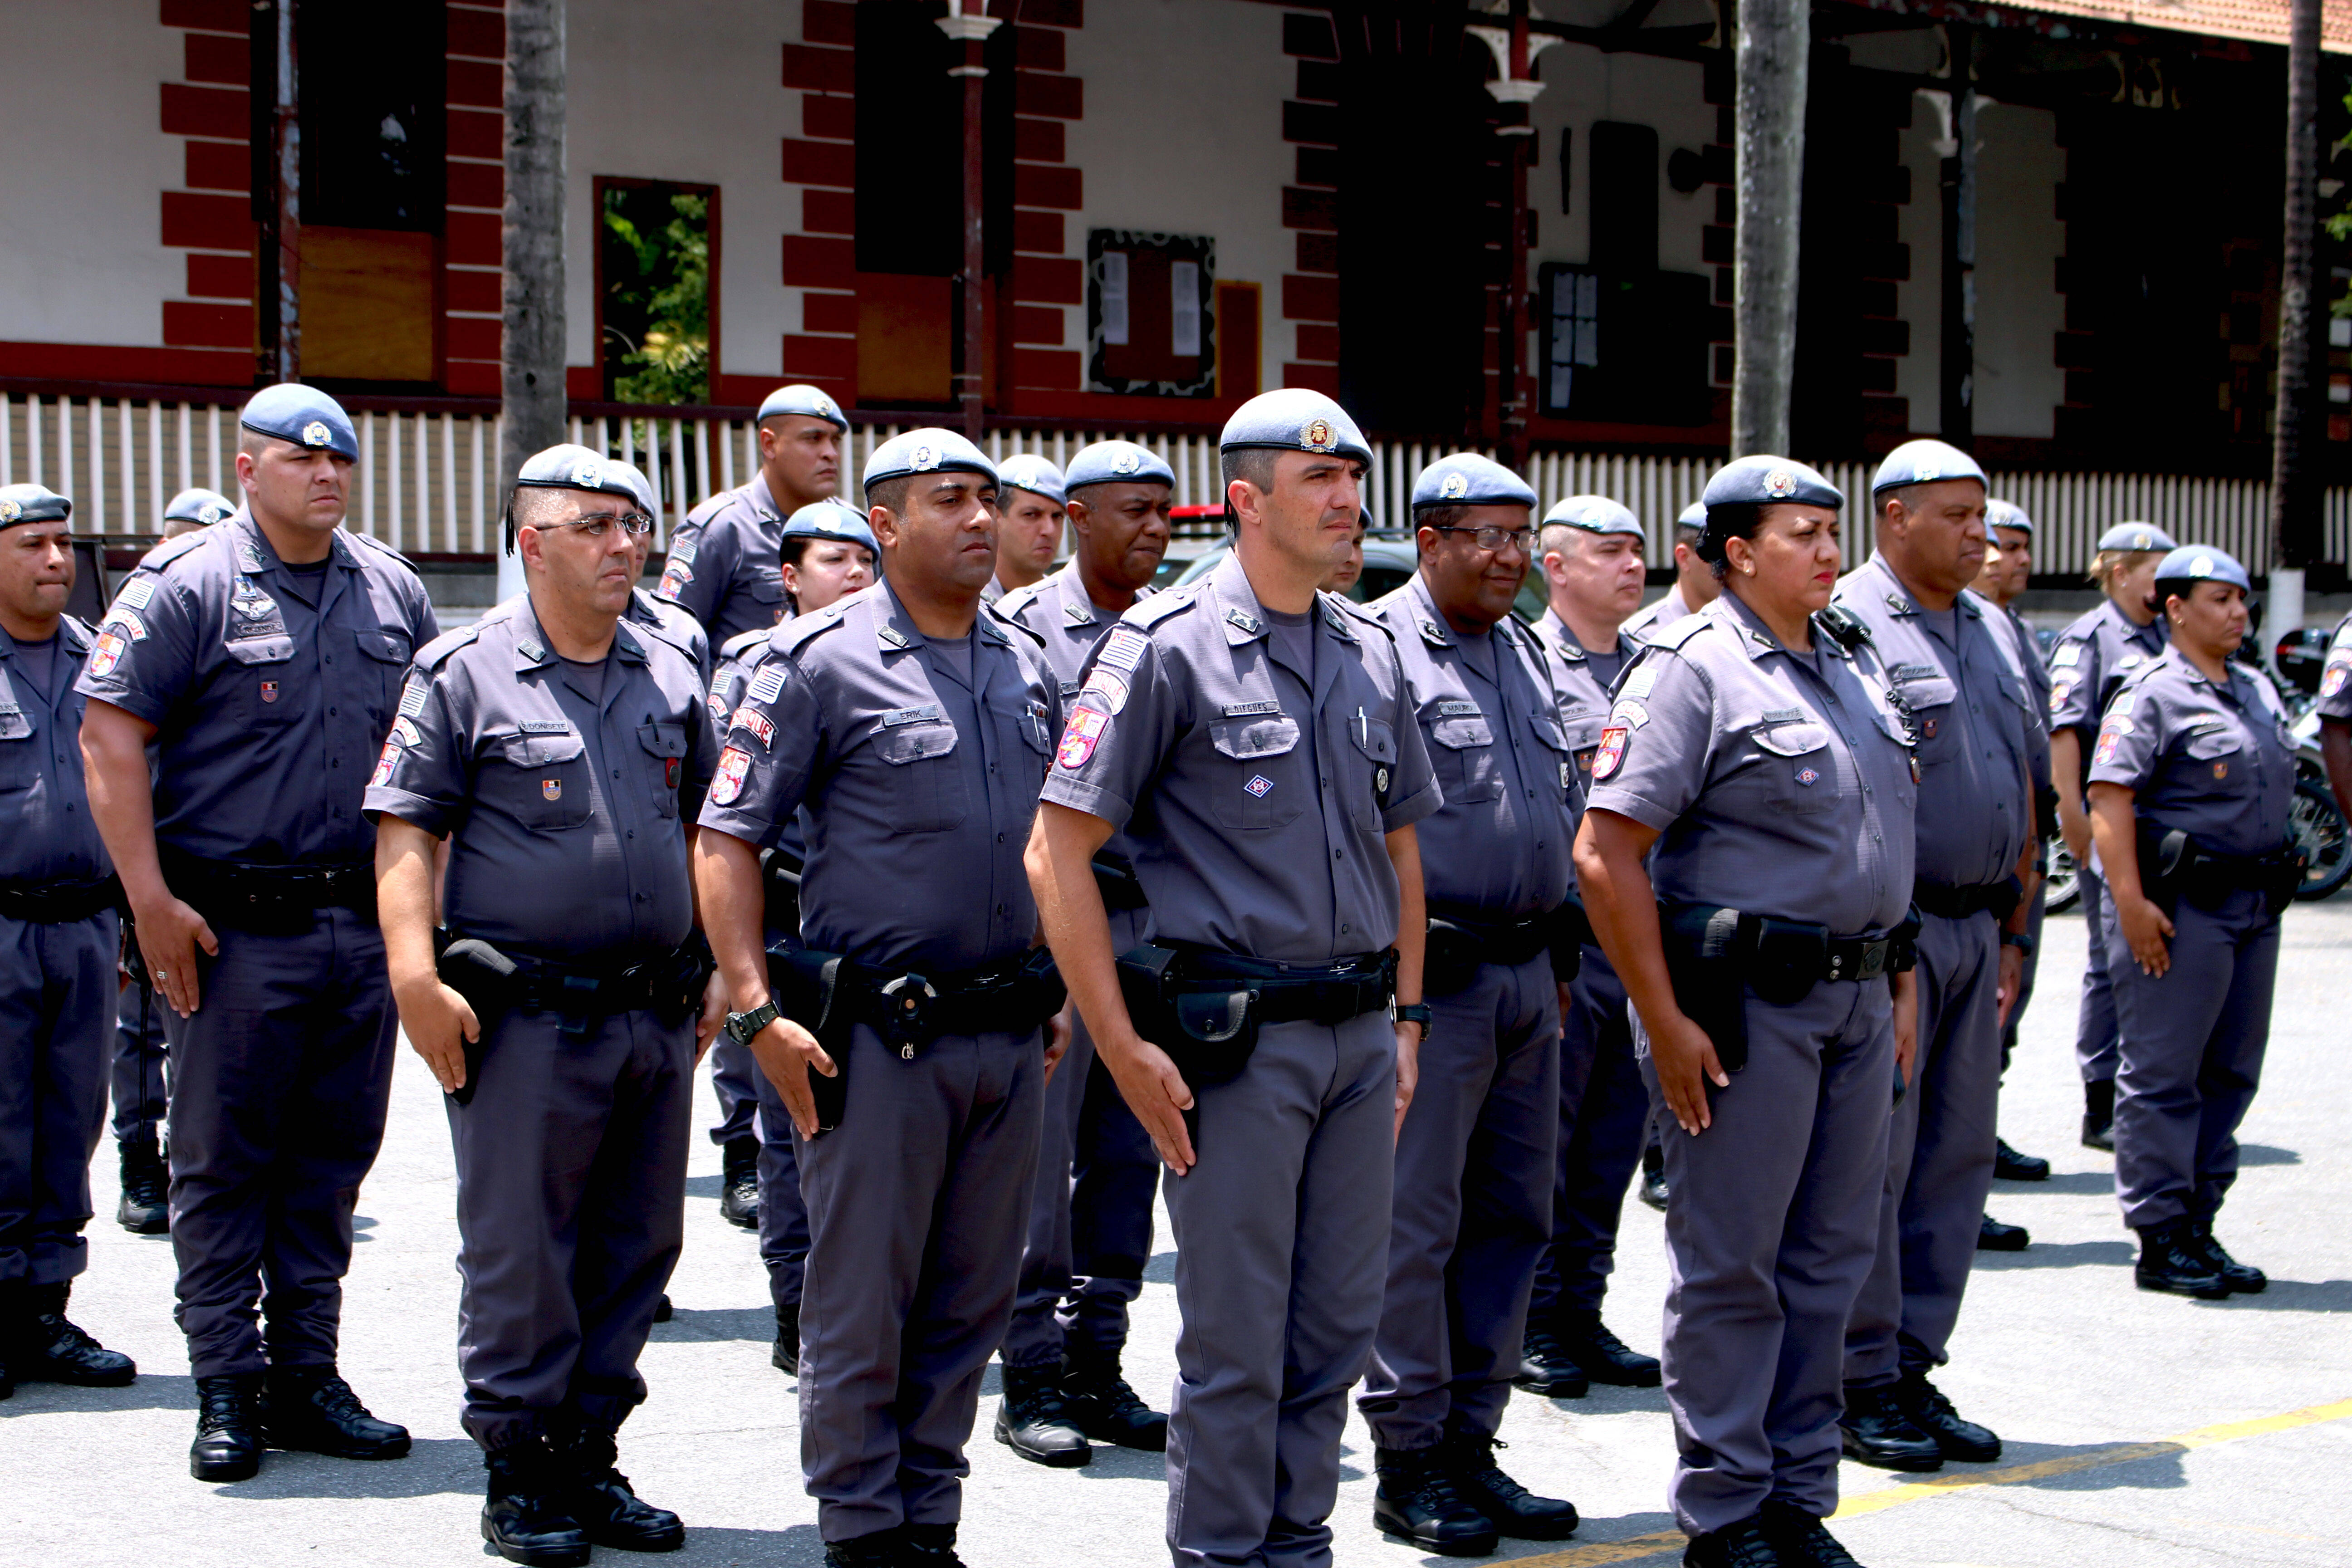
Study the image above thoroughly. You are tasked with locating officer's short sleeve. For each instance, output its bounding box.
[1380,647,1441,833]
[2085,683,2162,793]
[2046,637,2099,734]
[74,571,198,725]
[696,651,822,848]
[678,662,724,822]
[657,513,729,630]
[1039,626,1180,830]
[365,666,470,838]
[2319,617,2352,722]
[1583,652,1714,831]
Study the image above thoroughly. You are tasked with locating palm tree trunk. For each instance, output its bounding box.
[502,0,568,497]
[2268,0,2322,663]
[1731,0,1806,458]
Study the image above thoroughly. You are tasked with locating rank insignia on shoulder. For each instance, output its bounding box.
[1419,619,1450,647]
[1886,593,1916,616]
[1224,607,1262,637]
[1065,601,1095,626]
[877,624,912,651]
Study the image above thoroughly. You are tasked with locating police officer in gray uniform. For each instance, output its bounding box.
[1831,442,2035,1474]
[109,484,239,1237]
[989,455,1068,604]
[660,384,850,1224]
[79,384,431,1481]
[696,429,1066,1568]
[0,483,138,1399]
[1576,456,1919,1568]
[1623,500,1719,643]
[1520,494,1665,1397]
[1029,388,1439,1568]
[991,440,1173,1465]
[1355,454,1581,1554]
[2087,547,2291,1301]
[707,497,877,1380]
[371,444,724,1565]
[2315,602,2352,820]
[2048,522,2177,1152]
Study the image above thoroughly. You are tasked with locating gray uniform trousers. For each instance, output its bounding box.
[1844,911,2002,1386]
[0,910,118,1285]
[164,909,398,1377]
[708,1034,760,1144]
[111,972,171,1142]
[1165,1012,1395,1568]
[1641,979,1894,1538]
[798,1023,1044,1543]
[1359,955,1557,1450]
[450,1004,693,1450]
[1530,944,1651,1318]
[1005,905,1157,1372]
[753,1073,810,1314]
[1999,877,2046,1068]
[2074,864,2121,1083]
[2102,889,2278,1230]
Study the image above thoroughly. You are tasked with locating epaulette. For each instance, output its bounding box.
[1646,612,1713,651]
[719,625,771,661]
[138,529,211,572]
[775,601,850,657]
[414,622,485,670]
[993,579,1048,624]
[1127,583,1205,628]
[983,600,1048,648]
[343,529,417,572]
[62,614,95,647]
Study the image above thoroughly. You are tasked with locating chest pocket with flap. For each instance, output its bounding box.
[1208,712,1305,832]
[875,712,967,833]
[495,729,593,832]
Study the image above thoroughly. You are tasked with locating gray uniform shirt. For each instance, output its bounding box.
[480,587,710,683]
[0,618,111,882]
[995,562,1155,872]
[75,511,438,865]
[2087,647,2296,860]
[657,474,789,646]
[1533,606,1642,789]
[1038,550,1440,963]
[1371,575,1577,917]
[1622,583,1696,644]
[697,579,1060,975]
[1833,555,2034,889]
[364,600,718,958]
[1585,592,1919,937]
[2316,609,2352,722]
[1974,590,2053,793]
[2048,598,2167,775]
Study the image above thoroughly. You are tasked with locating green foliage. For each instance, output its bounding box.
[602,189,710,403]
[2332,89,2352,317]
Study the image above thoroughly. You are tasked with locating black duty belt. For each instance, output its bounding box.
[1091,851,1150,913]
[0,873,122,925]
[1428,903,1556,969]
[2140,824,2303,916]
[161,850,375,927]
[435,931,717,1102]
[1911,876,2024,924]
[1164,945,1396,1025]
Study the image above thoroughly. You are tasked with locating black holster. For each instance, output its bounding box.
[434,935,517,1107]
[1091,851,1151,913]
[1117,945,1260,1089]
[433,931,715,1107]
[2139,823,2304,919]
[1656,903,1921,1075]
[1424,899,1583,998]
[761,847,804,936]
[1658,904,1752,1074]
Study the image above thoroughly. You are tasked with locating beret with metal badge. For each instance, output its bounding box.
[862,428,999,496]
[780,498,879,555]
[1065,440,1176,491]
[2151,545,2250,593]
[1674,498,1708,532]
[163,487,236,527]
[1219,388,1372,465]
[0,483,71,529]
[1411,453,1536,512]
[1869,438,1987,495]
[1984,497,2034,535]
[997,454,1068,507]
[755,383,849,431]
[1697,455,1843,563]
[1543,493,1642,537]
[239,382,357,461]
[2096,521,2179,554]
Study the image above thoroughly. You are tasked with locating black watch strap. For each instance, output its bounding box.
[724,1000,781,1045]
[1394,1002,1434,1037]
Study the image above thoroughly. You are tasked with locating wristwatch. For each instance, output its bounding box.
[723,1000,781,1046]
[1393,1002,1434,1040]
[2000,931,2036,959]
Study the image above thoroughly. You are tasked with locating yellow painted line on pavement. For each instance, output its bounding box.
[1499,1394,2352,1568]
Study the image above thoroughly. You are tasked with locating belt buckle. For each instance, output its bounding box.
[880,973,937,1059]
[1857,941,1887,981]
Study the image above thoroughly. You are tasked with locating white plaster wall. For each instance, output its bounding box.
[1064,0,1293,385]
[1896,105,1944,433]
[1971,102,2063,440]
[1523,45,1715,278]
[0,0,185,347]
[564,0,799,380]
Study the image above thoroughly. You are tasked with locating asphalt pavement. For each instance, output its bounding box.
[8,901,2349,1568]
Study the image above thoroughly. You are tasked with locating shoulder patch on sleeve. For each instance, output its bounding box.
[414,622,485,671]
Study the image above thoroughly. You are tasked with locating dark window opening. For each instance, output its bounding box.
[291,0,447,231]
[855,1,960,278]
[1588,121,1658,276]
[599,179,719,404]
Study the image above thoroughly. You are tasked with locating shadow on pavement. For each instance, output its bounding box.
[212,1435,483,1499]
[666,1522,825,1564]
[651,1305,773,1343]
[2235,1143,2300,1167]
[1970,1239,2135,1270]
[1144,1250,1176,1284]
[2210,1277,2352,1312]
[0,1369,199,1415]
[2008,1438,2189,1493]
[1530,1381,1672,1417]
[683,1173,725,1200]
[1494,1511,1681,1561]
[1994,1169,2114,1195]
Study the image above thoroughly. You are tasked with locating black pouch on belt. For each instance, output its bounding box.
[768,944,853,1133]
[2136,823,2191,917]
[1657,903,1751,1074]
[1747,916,1830,1006]
[434,934,518,1107]
[1549,893,1590,983]
[1422,916,1482,998]
[1117,944,1260,1091]
[760,848,803,936]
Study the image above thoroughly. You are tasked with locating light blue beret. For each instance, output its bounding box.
[163,487,235,526]
[2096,522,2179,554]
[1676,500,1708,530]
[1985,497,2034,535]
[239,383,356,461]
[1701,455,1843,511]
[1412,453,1536,512]
[1543,493,1641,536]
[997,454,1067,506]
[756,383,849,431]
[0,484,70,528]
[781,498,878,554]
[1065,440,1175,491]
[2153,545,2249,593]
[1870,439,1986,494]
[514,443,648,504]
[862,428,998,495]
[1219,388,1372,465]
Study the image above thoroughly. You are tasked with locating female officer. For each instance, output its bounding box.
[2048,523,2178,1149]
[1575,456,1920,1568]
[2085,546,2290,1301]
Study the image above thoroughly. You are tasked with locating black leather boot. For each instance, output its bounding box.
[10,1282,136,1385]
[553,1421,685,1552]
[1763,1500,1865,1567]
[483,1442,591,1567]
[191,1372,265,1481]
[1893,1372,2000,1461]
[1639,1140,1671,1212]
[1514,1318,1589,1397]
[902,1522,965,1566]
[2191,1217,2267,1294]
[1557,1307,1662,1387]
[720,1136,760,1229]
[1684,1510,1784,1567]
[1372,1445,1497,1555]
[1993,1137,2048,1182]
[117,1134,170,1234]
[2081,1079,2116,1152]
[823,1527,907,1568]
[773,1302,801,1375]
[2135,1217,2230,1298]
[1061,1350,1167,1450]
[1838,1382,1943,1471]
[1977,1213,2029,1252]
[263,1365,412,1459]
[1444,1427,1577,1540]
[992,1362,1090,1467]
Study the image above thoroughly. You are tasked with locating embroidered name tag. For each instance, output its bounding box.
[1435,700,1483,717]
[1222,700,1281,718]
[520,719,572,734]
[882,704,944,726]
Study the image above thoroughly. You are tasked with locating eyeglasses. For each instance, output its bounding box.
[537,511,656,540]
[1433,524,1534,554]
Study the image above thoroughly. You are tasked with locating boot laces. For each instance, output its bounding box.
[1583,1319,1640,1361]
[1451,1434,1529,1501]
[198,1381,255,1431]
